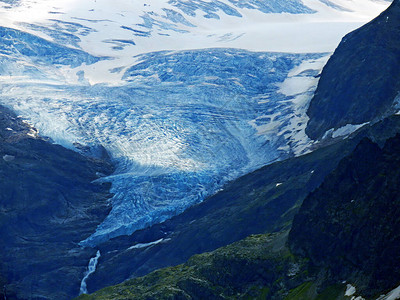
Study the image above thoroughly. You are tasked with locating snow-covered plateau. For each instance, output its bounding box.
[0,0,390,246]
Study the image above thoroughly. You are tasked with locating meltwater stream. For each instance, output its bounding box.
[79,250,101,295]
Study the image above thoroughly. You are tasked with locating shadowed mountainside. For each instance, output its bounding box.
[289,133,400,297]
[306,0,400,140]
[0,105,114,299]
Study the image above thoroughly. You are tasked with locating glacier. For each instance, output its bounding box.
[0,0,390,246]
[0,48,327,245]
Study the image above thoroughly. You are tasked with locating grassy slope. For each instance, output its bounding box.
[77,232,304,300]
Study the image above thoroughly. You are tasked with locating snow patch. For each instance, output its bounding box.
[127,238,170,250]
[332,122,369,138]
[377,284,400,300]
[3,154,15,162]
[323,122,369,139]
[344,284,366,300]
[345,284,356,297]
[275,55,330,155]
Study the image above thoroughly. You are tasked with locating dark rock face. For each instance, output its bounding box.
[289,133,400,296]
[306,0,400,140]
[0,105,114,299]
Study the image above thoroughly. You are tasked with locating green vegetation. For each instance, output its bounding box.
[316,284,348,300]
[284,282,315,300]
[284,282,350,300]
[76,233,308,300]
[75,232,351,300]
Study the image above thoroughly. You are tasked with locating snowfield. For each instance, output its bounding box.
[0,0,389,84]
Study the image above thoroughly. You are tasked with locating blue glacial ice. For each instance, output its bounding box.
[168,0,315,18]
[0,47,325,246]
[4,0,318,57]
[0,26,103,67]
[20,20,96,49]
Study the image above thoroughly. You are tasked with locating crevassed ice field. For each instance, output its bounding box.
[0,0,390,245]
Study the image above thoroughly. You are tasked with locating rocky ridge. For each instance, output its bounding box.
[306,0,400,140]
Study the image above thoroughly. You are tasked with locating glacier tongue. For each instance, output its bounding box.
[0,49,325,246]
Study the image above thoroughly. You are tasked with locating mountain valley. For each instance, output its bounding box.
[0,0,399,299]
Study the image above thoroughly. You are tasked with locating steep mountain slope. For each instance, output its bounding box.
[0,105,114,299]
[306,0,400,140]
[289,133,400,297]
